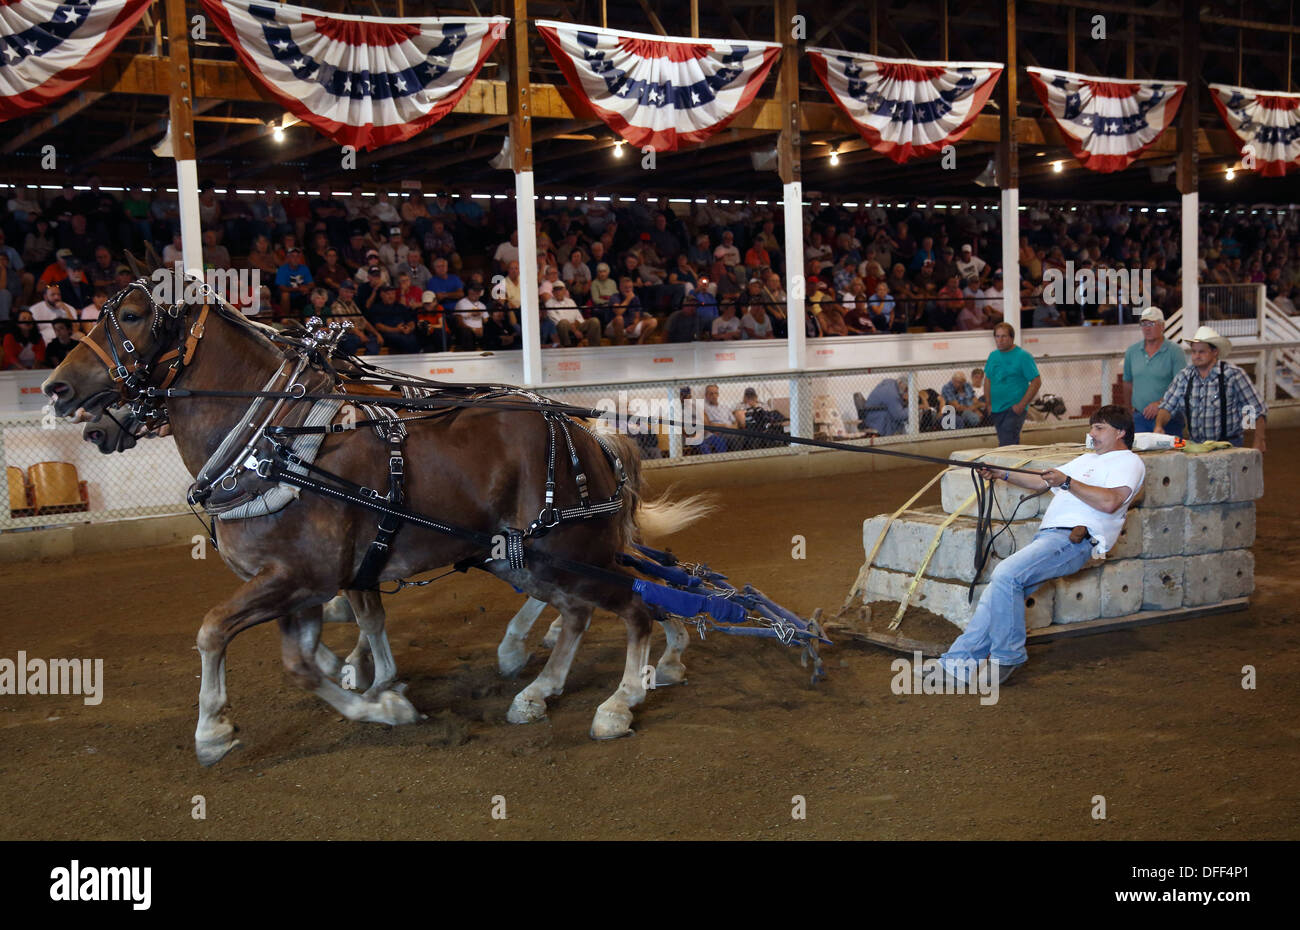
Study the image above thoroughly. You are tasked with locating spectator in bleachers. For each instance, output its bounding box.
[941,370,983,429]
[868,281,906,334]
[275,246,313,318]
[400,193,433,243]
[202,229,231,270]
[87,246,116,291]
[0,252,20,324]
[251,190,290,242]
[3,309,44,369]
[546,282,599,347]
[711,301,742,341]
[78,288,107,335]
[364,282,418,353]
[664,294,705,343]
[606,276,657,345]
[426,257,464,314]
[481,304,519,351]
[394,246,431,292]
[329,279,381,355]
[840,279,877,334]
[30,284,77,342]
[313,247,349,294]
[449,280,488,350]
[493,230,520,273]
[740,297,775,340]
[22,216,57,285]
[43,317,79,367]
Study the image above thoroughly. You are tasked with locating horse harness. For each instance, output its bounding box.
[79,281,630,589]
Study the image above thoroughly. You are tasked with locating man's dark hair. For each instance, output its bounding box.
[1091,404,1135,449]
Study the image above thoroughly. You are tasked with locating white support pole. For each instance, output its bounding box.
[1181,190,1199,335]
[175,158,204,277]
[668,385,684,458]
[1000,186,1020,338]
[783,181,809,440]
[907,371,919,435]
[1100,357,1112,408]
[515,171,541,386]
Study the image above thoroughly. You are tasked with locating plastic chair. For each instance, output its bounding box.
[28,462,87,513]
[7,465,32,516]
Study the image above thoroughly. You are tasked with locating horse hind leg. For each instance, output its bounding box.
[322,591,374,689]
[497,596,549,678]
[541,615,564,650]
[654,617,689,686]
[279,608,421,727]
[591,603,655,740]
[345,590,400,699]
[506,601,592,724]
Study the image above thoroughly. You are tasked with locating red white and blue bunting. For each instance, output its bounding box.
[535,20,780,152]
[0,0,151,121]
[806,49,1002,164]
[1026,66,1186,173]
[199,0,506,151]
[1209,83,1300,178]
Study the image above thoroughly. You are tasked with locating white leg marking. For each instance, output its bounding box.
[654,617,689,686]
[507,607,590,724]
[541,615,565,650]
[195,650,240,766]
[497,597,548,677]
[591,618,653,740]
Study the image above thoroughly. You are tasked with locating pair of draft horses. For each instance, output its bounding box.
[44,262,711,765]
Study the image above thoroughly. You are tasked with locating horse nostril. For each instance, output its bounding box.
[87,430,104,444]
[46,381,69,399]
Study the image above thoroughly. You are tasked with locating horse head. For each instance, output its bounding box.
[82,405,148,454]
[42,250,188,420]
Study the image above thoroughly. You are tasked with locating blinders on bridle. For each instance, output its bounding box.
[81,277,206,429]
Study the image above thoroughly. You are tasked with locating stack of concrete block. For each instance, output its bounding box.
[856,443,1262,632]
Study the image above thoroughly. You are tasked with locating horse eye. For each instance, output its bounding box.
[123,313,141,322]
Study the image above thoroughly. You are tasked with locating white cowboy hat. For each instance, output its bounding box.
[1185,325,1231,355]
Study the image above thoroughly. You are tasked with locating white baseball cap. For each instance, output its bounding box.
[1138,306,1165,323]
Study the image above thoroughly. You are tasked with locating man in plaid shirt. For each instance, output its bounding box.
[1154,326,1267,452]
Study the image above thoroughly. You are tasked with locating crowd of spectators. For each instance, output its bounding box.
[3,182,1299,370]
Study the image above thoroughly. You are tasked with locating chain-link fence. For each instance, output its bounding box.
[1,414,192,531]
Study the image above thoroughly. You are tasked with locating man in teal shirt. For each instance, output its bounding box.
[1122,306,1186,434]
[983,322,1042,446]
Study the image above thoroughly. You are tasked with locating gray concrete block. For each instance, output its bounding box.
[1219,548,1255,599]
[862,509,1001,583]
[1053,565,1102,623]
[1138,451,1187,508]
[1220,502,1256,551]
[940,467,1051,518]
[862,567,1044,631]
[1138,506,1185,558]
[1107,509,1143,561]
[1025,581,1055,630]
[1142,557,1185,610]
[1185,453,1234,504]
[1101,559,1144,618]
[1183,554,1224,607]
[1227,448,1264,501]
[1183,505,1225,555]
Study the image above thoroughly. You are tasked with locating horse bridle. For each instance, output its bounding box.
[77,277,211,430]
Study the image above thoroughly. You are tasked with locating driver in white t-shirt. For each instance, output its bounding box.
[940,405,1146,684]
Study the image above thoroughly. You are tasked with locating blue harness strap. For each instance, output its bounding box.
[632,579,748,625]
[618,553,703,588]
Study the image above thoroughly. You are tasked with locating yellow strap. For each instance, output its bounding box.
[845,467,947,608]
[888,456,1037,631]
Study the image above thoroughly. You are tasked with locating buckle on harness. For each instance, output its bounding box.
[255,458,273,479]
[111,365,129,382]
[389,454,404,475]
[121,339,135,354]
[361,487,382,500]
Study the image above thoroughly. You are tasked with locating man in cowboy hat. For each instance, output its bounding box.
[1122,306,1186,435]
[1153,325,1267,451]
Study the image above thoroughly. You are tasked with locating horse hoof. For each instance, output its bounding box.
[506,692,547,724]
[654,661,688,686]
[497,650,531,679]
[541,618,563,650]
[374,690,420,725]
[195,733,242,767]
[589,707,634,740]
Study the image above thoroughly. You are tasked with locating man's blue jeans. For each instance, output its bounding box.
[1133,410,1184,436]
[941,528,1094,672]
[991,407,1026,446]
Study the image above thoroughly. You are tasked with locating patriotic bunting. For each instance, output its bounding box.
[1209,83,1300,177]
[1026,66,1185,173]
[198,0,506,151]
[0,0,151,122]
[535,20,781,152]
[807,49,1002,164]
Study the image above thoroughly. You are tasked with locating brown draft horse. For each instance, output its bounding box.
[44,273,710,765]
[82,408,582,686]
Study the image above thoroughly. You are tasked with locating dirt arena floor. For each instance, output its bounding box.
[2,430,1298,841]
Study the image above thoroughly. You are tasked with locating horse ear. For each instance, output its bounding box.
[123,249,152,279]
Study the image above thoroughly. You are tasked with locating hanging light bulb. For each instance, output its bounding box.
[1225,167,1236,181]
[1051,160,1063,173]
[829,150,840,166]
[612,141,625,158]
[273,126,285,143]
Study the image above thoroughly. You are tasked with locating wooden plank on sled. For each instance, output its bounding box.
[822,624,946,658]
[1024,598,1250,643]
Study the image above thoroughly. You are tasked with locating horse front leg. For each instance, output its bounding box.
[497,597,549,678]
[507,603,592,724]
[590,604,655,740]
[194,568,297,766]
